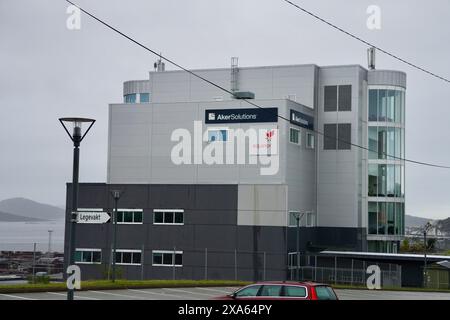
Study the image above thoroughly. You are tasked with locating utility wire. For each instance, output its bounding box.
[282,0,450,84]
[64,0,450,169]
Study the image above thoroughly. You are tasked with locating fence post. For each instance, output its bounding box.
[204,248,208,280]
[141,244,145,280]
[234,249,237,281]
[334,256,337,285]
[32,243,36,283]
[351,259,354,286]
[263,252,266,281]
[314,255,317,282]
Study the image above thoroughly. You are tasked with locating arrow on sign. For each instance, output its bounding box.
[75,211,111,224]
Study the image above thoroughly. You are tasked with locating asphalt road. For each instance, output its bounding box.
[0,287,450,300]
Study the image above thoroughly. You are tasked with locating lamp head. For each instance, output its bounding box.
[59,117,96,146]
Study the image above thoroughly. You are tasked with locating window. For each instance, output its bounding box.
[235,285,261,297]
[306,212,315,227]
[368,164,378,197]
[368,127,378,159]
[207,129,227,142]
[259,285,282,297]
[152,250,183,267]
[283,286,307,298]
[337,123,351,150]
[306,133,315,149]
[115,250,141,265]
[325,85,351,112]
[116,209,143,224]
[368,202,378,234]
[75,249,101,264]
[338,85,352,111]
[289,127,300,145]
[323,124,337,150]
[324,86,337,111]
[314,286,338,300]
[324,123,351,150]
[140,93,150,103]
[153,209,184,225]
[124,94,136,103]
[368,90,378,121]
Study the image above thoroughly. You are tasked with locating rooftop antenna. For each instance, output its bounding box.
[231,57,239,94]
[368,47,376,70]
[154,53,165,72]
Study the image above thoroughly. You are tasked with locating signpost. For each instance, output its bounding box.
[74,211,111,224]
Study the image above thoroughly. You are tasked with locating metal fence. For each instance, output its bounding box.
[287,254,402,288]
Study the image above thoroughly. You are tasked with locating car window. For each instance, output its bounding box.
[234,285,261,297]
[259,285,282,297]
[284,286,307,297]
[315,286,337,300]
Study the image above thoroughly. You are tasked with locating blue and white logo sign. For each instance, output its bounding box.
[290,109,314,130]
[205,108,278,124]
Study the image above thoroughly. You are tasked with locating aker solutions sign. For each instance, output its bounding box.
[205,108,278,124]
[290,109,314,131]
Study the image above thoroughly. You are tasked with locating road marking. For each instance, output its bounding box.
[164,288,214,297]
[88,290,147,300]
[127,289,185,299]
[0,293,35,300]
[46,292,99,300]
[194,287,231,294]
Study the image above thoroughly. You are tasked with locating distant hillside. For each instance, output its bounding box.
[0,198,64,221]
[436,218,450,233]
[0,210,43,222]
[405,214,433,227]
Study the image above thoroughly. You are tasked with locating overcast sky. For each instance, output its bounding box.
[0,0,449,219]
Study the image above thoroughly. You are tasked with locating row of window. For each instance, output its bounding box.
[368,126,404,160]
[368,202,405,235]
[368,164,405,198]
[124,93,150,104]
[288,211,316,227]
[75,249,183,267]
[324,85,352,112]
[82,209,185,225]
[323,123,351,150]
[368,89,405,123]
[289,128,315,149]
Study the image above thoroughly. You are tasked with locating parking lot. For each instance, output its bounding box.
[0,286,450,300]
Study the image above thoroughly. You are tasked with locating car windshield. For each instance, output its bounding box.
[315,286,337,300]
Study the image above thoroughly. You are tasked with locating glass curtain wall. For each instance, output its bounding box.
[367,87,405,241]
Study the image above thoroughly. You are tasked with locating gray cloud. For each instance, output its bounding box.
[0,0,449,219]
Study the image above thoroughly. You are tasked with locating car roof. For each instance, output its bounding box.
[244,281,329,287]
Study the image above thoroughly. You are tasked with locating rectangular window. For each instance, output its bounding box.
[368,164,378,197]
[152,250,183,267]
[124,94,136,103]
[114,250,141,265]
[153,209,184,225]
[75,249,102,264]
[368,90,378,121]
[323,124,337,150]
[116,209,143,224]
[338,85,352,111]
[337,123,351,150]
[140,93,150,103]
[368,127,378,159]
[306,212,315,227]
[368,202,378,234]
[324,86,337,112]
[289,127,300,145]
[306,133,315,149]
[207,129,227,142]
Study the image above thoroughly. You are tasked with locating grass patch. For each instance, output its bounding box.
[332,283,450,293]
[0,279,251,294]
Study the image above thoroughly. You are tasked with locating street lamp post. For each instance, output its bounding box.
[110,190,122,282]
[59,117,95,300]
[294,212,305,281]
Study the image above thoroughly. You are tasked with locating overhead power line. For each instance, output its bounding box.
[64,0,450,169]
[282,0,450,84]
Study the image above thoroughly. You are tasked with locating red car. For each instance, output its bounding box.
[214,281,338,300]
